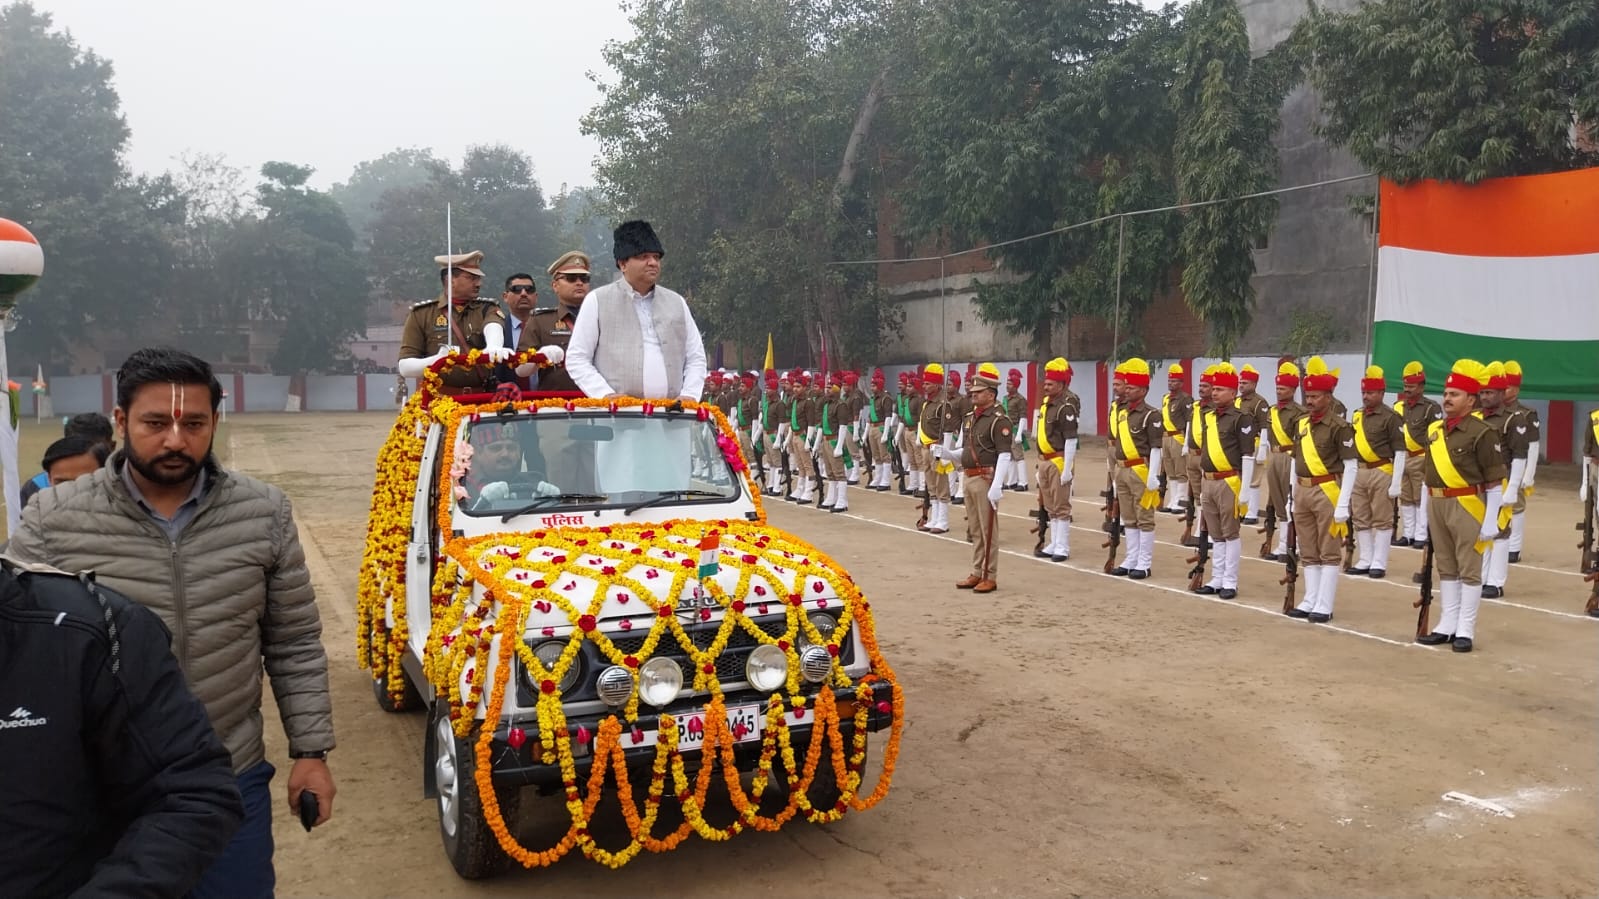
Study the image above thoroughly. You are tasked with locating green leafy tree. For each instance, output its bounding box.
[0,2,178,364]
[1306,0,1599,183]
[329,148,447,243]
[582,0,904,367]
[893,0,1183,359]
[364,145,559,301]
[1172,0,1299,357]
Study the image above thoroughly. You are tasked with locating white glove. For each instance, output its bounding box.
[893,423,904,444]
[751,420,764,443]
[396,345,454,378]
[537,344,565,366]
[886,414,898,432]
[832,437,845,458]
[1016,417,1028,437]
[1333,504,1350,524]
[988,454,1010,504]
[1180,440,1189,457]
[1581,459,1590,502]
[1144,447,1163,492]
[1060,439,1077,486]
[1503,457,1527,505]
[1525,441,1540,488]
[1479,485,1505,541]
[1255,441,1269,464]
[1387,450,1407,498]
[477,481,511,503]
[535,480,562,497]
[777,423,790,446]
[481,323,511,363]
[931,445,952,463]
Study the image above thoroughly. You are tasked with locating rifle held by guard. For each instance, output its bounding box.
[1413,537,1434,638]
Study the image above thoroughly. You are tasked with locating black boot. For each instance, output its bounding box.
[1416,632,1453,645]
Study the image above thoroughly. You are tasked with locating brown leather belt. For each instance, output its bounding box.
[1203,470,1239,480]
[1165,429,1182,437]
[1271,445,1292,453]
[1119,457,1145,468]
[1429,485,1485,498]
[1296,474,1338,487]
[1359,459,1393,469]
[964,467,994,478]
[1040,451,1062,461]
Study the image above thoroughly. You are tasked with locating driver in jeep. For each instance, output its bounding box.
[462,422,561,510]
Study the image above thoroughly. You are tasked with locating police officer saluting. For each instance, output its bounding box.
[398,251,514,391]
[1417,360,1506,652]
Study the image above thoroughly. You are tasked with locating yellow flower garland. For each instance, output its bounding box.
[357,386,902,867]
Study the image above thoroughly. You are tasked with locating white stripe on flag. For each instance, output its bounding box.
[1374,247,1599,342]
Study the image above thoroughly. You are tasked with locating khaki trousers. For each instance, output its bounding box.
[965,473,999,580]
[1185,453,1203,507]
[1200,477,1242,541]
[1037,459,1072,520]
[922,444,951,501]
[1399,453,1425,506]
[1161,435,1184,482]
[821,436,846,479]
[1351,466,1392,530]
[762,436,784,474]
[1292,482,1340,565]
[1266,449,1293,515]
[1432,495,1485,585]
[1115,464,1156,531]
[867,425,890,466]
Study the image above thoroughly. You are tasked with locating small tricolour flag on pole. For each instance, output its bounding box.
[1372,168,1599,399]
[697,532,721,578]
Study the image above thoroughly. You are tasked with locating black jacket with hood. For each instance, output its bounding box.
[0,559,243,897]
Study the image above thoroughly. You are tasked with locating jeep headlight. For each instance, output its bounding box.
[745,644,789,692]
[639,657,683,708]
[798,611,838,648]
[530,640,579,694]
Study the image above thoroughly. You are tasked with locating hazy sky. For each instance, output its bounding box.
[34,0,1173,196]
[33,0,635,192]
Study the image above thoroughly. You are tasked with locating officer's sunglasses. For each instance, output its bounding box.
[558,273,591,283]
[507,285,536,294]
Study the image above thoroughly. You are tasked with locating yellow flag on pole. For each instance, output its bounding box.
[762,333,775,371]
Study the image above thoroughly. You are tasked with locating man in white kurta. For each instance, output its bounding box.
[565,220,707,402]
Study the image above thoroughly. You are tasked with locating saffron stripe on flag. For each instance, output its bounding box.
[1379,169,1599,257]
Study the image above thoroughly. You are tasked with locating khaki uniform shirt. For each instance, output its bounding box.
[1424,417,1507,488]
[763,394,789,431]
[1354,403,1405,461]
[519,305,581,393]
[868,393,892,423]
[820,395,847,435]
[1038,388,1081,451]
[1505,398,1541,448]
[1162,392,1194,439]
[1395,395,1444,452]
[1201,405,1258,472]
[960,403,1013,469]
[1114,401,1163,461]
[1269,401,1305,448]
[1236,391,1271,436]
[399,294,508,389]
[1479,406,1529,466]
[1292,412,1357,479]
[918,393,960,443]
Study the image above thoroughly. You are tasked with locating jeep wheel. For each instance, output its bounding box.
[433,713,520,879]
[371,665,421,713]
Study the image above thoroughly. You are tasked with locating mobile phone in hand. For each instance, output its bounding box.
[298,791,318,832]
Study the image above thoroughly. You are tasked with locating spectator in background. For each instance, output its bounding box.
[20,413,116,507]
[43,435,111,486]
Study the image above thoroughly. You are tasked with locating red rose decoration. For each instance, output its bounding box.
[657,605,672,618]
[731,600,745,612]
[702,662,715,674]
[540,679,557,694]
[741,554,757,564]
[578,615,596,632]
[624,655,639,668]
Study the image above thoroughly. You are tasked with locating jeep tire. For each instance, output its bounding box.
[433,710,520,879]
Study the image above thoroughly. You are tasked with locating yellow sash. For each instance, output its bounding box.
[1296,417,1343,508]
[1188,401,1204,448]
[919,407,953,474]
[1269,405,1294,448]
[1351,410,1393,474]
[1161,395,1176,433]
[1035,399,1062,472]
[1107,401,1122,441]
[1591,411,1599,449]
[1395,400,1425,453]
[1116,407,1160,509]
[1201,409,1243,503]
[1426,420,1510,549]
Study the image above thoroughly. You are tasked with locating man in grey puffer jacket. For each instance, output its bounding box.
[8,347,335,899]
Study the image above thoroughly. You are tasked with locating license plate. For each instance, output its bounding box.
[629,703,764,749]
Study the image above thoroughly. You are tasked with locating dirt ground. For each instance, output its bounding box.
[232,412,1598,898]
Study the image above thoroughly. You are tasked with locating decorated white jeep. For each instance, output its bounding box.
[357,352,904,878]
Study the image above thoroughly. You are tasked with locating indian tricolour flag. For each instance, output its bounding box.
[1372,168,1599,399]
[697,532,721,578]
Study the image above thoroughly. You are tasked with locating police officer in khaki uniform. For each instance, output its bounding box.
[899,372,926,496]
[1284,357,1358,623]
[917,364,960,534]
[1182,367,1213,534]
[949,363,1012,593]
[1393,361,1444,548]
[397,251,512,391]
[1034,358,1079,562]
[1346,365,1407,578]
[1501,360,1540,564]
[1193,363,1257,599]
[1417,359,1507,652]
[1262,362,1304,560]
[864,370,895,491]
[1110,358,1165,579]
[1236,365,1271,522]
[817,372,851,513]
[1160,363,1193,514]
[947,369,970,506]
[1477,362,1529,598]
[756,371,789,496]
[787,371,820,503]
[1002,369,1030,491]
[519,251,592,393]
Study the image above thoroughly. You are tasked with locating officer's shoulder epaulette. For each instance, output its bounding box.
[410,298,436,309]
[532,306,558,314]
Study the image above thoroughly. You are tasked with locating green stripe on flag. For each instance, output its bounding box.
[1372,321,1599,400]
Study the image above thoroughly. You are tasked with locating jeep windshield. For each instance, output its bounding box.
[453,411,740,517]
